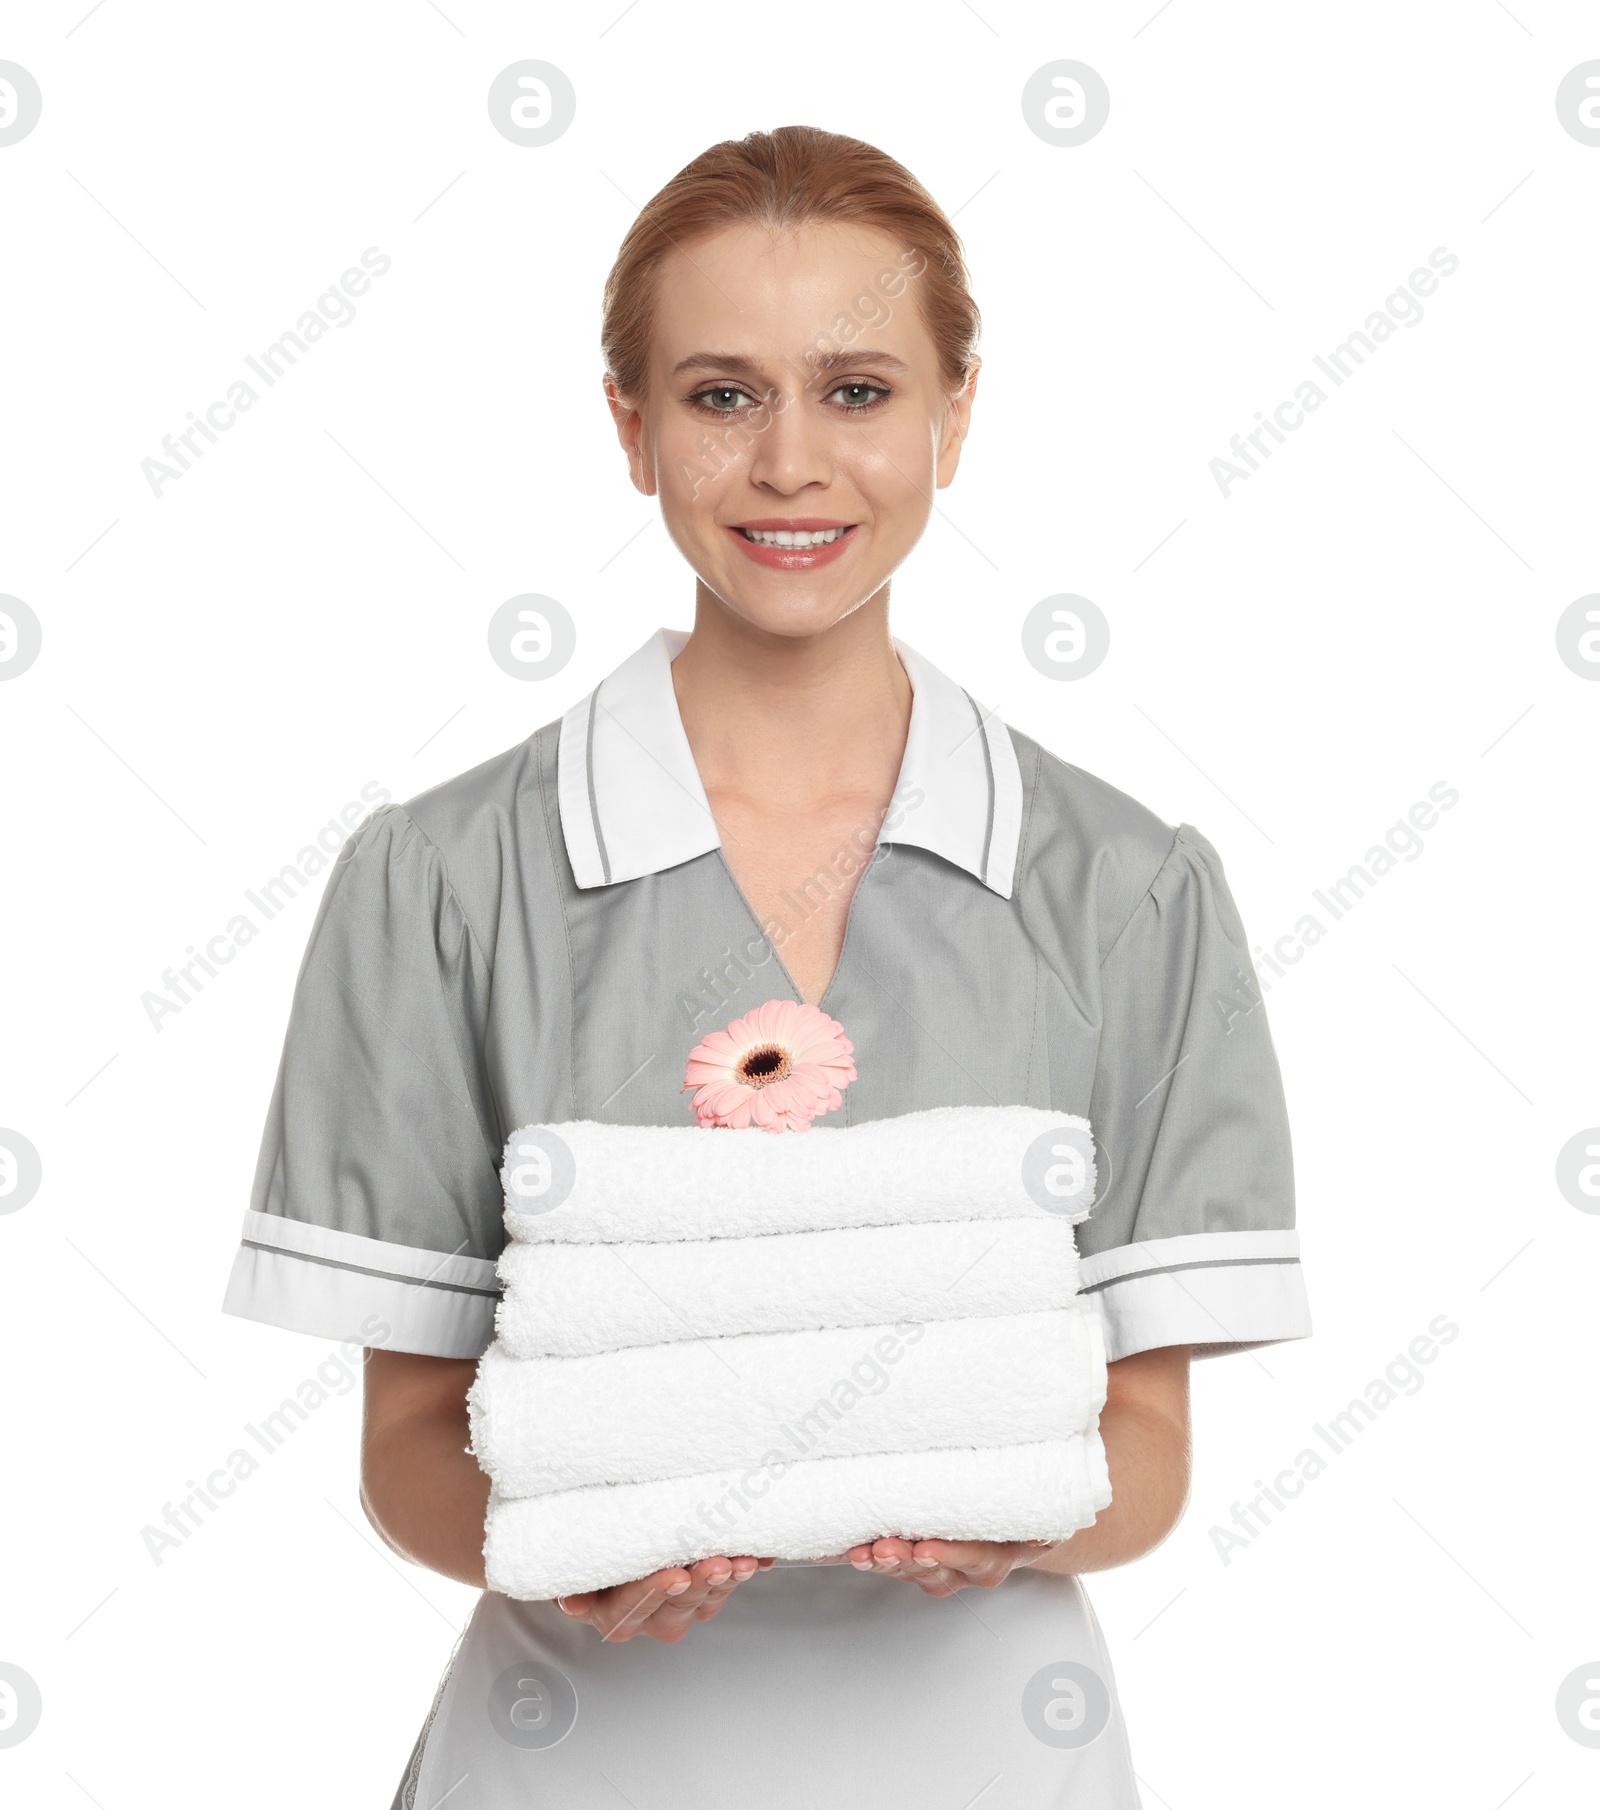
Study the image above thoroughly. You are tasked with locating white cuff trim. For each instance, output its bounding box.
[222,1211,500,1359]
[1078,1229,1310,1362]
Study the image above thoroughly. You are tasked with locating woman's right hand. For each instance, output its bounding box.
[555,1554,774,1643]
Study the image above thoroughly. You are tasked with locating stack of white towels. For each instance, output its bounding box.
[469,1104,1112,1600]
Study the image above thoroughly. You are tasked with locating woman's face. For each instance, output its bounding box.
[609,220,977,640]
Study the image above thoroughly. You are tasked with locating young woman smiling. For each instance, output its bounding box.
[227,125,1310,1806]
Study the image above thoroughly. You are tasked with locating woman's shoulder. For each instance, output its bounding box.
[1009,724,1182,867]
[330,722,565,952]
[387,719,561,860]
[1006,724,1221,955]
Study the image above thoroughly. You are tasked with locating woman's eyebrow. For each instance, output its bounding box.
[670,351,765,379]
[670,349,912,380]
[807,349,910,375]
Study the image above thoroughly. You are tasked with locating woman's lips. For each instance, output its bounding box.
[725,522,858,571]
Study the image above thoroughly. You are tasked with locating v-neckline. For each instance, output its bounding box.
[712,844,878,1015]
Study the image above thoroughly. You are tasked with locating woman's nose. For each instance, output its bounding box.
[743,388,834,494]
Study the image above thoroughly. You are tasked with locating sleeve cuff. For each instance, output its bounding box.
[1078,1229,1311,1362]
[222,1210,500,1359]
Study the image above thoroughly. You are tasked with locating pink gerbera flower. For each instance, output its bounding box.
[681,998,857,1133]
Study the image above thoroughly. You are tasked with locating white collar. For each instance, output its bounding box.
[556,627,1022,898]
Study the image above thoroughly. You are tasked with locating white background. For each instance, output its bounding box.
[1,1,1596,1804]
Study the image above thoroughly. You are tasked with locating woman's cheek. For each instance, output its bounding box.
[846,422,932,499]
[659,422,749,514]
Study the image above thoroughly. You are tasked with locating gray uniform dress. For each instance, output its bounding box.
[224,626,1311,1807]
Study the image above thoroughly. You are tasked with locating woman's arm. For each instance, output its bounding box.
[360,1349,491,1588]
[359,1349,774,1640]
[833,1344,1193,1590]
[1026,1342,1192,1575]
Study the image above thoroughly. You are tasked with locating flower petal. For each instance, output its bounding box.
[682,998,855,1131]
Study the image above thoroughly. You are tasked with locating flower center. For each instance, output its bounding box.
[736,1042,792,1088]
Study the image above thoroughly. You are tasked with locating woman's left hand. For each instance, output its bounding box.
[813,1536,1059,1595]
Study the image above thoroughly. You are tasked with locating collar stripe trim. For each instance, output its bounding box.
[555,629,1023,899]
[962,686,997,890]
[583,687,612,886]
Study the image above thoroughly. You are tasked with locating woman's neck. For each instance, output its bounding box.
[670,585,913,813]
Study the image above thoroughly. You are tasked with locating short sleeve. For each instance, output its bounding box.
[1078,824,1311,1362]
[222,804,505,1357]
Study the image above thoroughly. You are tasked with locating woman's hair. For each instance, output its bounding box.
[602,125,980,399]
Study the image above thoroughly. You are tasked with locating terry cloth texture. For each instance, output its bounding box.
[493,1216,1082,1357]
[483,1439,1113,1603]
[498,1107,1094,1242]
[470,1105,1111,1599]
[470,1307,1106,1498]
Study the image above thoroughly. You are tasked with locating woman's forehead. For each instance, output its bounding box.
[650,220,924,361]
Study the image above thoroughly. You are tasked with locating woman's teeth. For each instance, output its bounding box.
[738,526,847,547]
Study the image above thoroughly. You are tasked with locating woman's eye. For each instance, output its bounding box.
[691,386,753,415]
[827,381,891,411]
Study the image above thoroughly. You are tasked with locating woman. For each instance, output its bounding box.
[225,125,1310,1806]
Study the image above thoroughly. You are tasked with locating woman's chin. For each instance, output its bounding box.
[694,575,887,642]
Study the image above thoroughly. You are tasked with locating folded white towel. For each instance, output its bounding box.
[493,1215,1082,1358]
[474,1107,1110,1600]
[469,1306,1105,1498]
[484,1436,1113,1601]
[502,1104,1096,1243]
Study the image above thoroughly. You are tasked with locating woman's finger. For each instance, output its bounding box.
[636,1555,751,1634]
[877,1538,918,1566]
[906,1565,963,1594]
[568,1554,770,1642]
[908,1539,994,1573]
[599,1581,677,1640]
[591,1564,699,1639]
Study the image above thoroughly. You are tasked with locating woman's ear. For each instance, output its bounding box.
[604,374,657,498]
[935,357,981,490]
